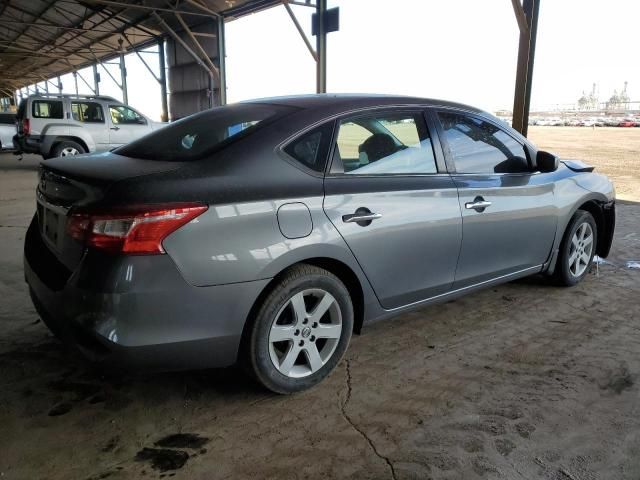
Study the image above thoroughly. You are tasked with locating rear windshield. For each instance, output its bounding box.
[115,103,294,161]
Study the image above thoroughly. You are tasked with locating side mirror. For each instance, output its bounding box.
[536,150,559,172]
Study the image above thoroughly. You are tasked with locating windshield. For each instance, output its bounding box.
[115,103,294,161]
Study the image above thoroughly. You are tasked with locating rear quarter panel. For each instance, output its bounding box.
[162,196,368,287]
[162,194,382,323]
[41,124,96,153]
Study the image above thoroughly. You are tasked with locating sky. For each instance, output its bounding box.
[225,0,640,112]
[21,0,640,120]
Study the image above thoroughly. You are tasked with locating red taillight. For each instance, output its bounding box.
[66,203,208,255]
[22,118,30,135]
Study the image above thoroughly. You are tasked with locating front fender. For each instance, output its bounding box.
[545,170,616,273]
[573,171,615,202]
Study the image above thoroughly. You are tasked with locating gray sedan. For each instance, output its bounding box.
[24,95,615,393]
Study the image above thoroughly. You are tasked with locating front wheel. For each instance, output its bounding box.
[555,210,598,286]
[246,264,353,394]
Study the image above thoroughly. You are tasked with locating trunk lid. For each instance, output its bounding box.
[35,152,184,272]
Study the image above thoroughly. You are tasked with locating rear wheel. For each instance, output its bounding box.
[555,210,597,286]
[246,264,353,394]
[49,140,85,159]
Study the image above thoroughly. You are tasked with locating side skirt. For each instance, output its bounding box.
[363,265,544,327]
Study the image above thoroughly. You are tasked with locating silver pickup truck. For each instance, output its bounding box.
[13,94,165,159]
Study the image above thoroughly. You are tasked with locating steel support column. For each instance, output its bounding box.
[217,16,227,105]
[316,0,327,93]
[119,52,128,104]
[158,38,168,122]
[93,63,100,95]
[73,71,79,96]
[511,0,540,136]
[57,76,62,93]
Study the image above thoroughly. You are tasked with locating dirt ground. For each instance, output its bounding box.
[528,126,640,202]
[0,128,639,480]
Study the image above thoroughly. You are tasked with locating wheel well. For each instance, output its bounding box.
[577,200,606,255]
[239,258,366,360]
[304,258,365,335]
[51,136,88,154]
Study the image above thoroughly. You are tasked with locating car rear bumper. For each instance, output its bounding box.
[24,217,269,371]
[13,134,42,155]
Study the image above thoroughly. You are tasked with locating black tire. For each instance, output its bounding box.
[555,210,598,286]
[50,140,85,159]
[246,264,353,394]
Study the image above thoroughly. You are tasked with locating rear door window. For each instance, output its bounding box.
[332,112,437,175]
[32,100,64,119]
[71,102,105,123]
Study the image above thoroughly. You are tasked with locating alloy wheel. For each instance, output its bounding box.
[60,147,79,156]
[268,288,342,378]
[568,222,594,277]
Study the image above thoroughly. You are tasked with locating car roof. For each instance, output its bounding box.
[241,93,484,115]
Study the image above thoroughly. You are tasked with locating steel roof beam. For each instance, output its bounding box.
[82,0,215,18]
[511,0,540,136]
[2,0,58,51]
[184,0,221,18]
[283,2,317,62]
[15,7,150,85]
[152,11,218,78]
[510,0,529,34]
[0,18,154,35]
[173,11,220,78]
[122,34,161,83]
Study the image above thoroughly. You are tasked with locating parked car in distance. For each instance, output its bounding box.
[603,117,622,127]
[0,112,16,151]
[618,119,637,127]
[578,118,597,127]
[25,94,616,394]
[13,94,165,159]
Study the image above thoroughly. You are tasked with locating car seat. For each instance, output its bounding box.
[358,133,397,163]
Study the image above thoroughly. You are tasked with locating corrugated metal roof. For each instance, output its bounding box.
[0,0,283,95]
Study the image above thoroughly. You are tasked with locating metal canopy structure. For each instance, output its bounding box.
[0,0,287,118]
[0,0,278,91]
[0,0,541,134]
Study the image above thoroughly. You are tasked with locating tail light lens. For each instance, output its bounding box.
[66,203,207,255]
[22,118,30,135]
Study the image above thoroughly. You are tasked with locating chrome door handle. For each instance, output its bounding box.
[465,200,491,209]
[465,197,492,211]
[342,212,382,223]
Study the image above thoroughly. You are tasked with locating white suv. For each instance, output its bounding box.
[13,94,165,159]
